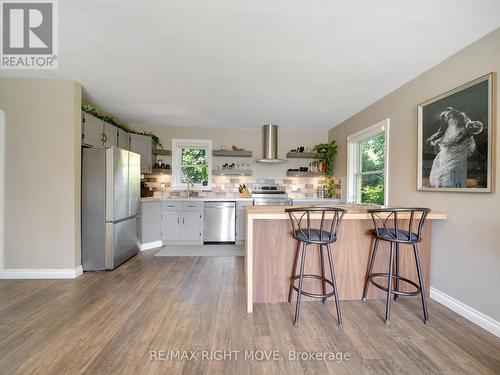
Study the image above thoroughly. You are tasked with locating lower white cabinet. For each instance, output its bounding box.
[236,201,253,243]
[161,211,181,241]
[161,200,203,244]
[140,201,161,244]
[180,211,203,241]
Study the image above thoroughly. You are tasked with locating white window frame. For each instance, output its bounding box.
[172,139,212,191]
[346,119,390,205]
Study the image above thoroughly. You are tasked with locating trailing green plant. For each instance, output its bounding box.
[313,140,338,198]
[81,103,162,147]
[313,140,337,175]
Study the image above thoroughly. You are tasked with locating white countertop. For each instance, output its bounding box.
[140,196,254,202]
[291,198,341,201]
[140,196,341,203]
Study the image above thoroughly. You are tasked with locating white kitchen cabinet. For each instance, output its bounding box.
[160,199,203,244]
[117,128,130,150]
[130,134,153,174]
[103,122,118,148]
[82,111,104,147]
[161,211,181,241]
[236,201,253,243]
[181,211,203,241]
[140,201,161,244]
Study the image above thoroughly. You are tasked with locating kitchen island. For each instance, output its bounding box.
[244,205,447,313]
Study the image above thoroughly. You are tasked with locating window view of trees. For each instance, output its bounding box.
[359,134,385,205]
[181,148,208,184]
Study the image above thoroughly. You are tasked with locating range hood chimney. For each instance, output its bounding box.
[257,124,286,163]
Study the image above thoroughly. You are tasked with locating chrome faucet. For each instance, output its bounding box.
[186,178,194,198]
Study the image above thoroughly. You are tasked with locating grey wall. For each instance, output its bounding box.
[0,78,82,269]
[0,111,4,270]
[328,28,500,321]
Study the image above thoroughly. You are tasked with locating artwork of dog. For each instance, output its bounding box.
[426,107,483,188]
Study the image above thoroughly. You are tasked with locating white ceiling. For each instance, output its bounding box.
[2,0,500,130]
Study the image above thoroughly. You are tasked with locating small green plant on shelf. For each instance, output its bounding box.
[313,140,338,198]
[81,103,162,147]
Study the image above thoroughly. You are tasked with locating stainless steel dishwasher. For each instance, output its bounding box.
[203,201,236,244]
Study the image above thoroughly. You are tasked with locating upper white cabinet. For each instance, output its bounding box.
[82,111,157,173]
[103,122,118,148]
[117,128,130,150]
[82,111,104,147]
[130,133,153,174]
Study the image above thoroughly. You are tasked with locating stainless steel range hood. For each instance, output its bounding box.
[257,124,286,163]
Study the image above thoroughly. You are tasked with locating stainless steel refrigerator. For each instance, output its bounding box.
[82,147,140,270]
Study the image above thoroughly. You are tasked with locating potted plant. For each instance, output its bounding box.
[313,140,337,198]
[81,104,163,147]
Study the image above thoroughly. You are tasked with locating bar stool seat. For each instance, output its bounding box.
[294,229,335,242]
[286,207,346,329]
[371,229,418,242]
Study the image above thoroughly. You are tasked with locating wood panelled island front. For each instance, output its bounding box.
[244,205,446,313]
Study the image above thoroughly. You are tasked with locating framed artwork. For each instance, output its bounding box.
[417,73,496,192]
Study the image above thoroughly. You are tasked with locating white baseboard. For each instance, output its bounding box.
[0,265,83,279]
[140,241,163,251]
[430,286,500,338]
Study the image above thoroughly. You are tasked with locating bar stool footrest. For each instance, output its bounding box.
[368,273,420,296]
[291,274,335,299]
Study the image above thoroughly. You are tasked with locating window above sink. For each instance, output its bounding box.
[172,139,212,191]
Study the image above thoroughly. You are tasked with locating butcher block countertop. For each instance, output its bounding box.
[245,204,447,220]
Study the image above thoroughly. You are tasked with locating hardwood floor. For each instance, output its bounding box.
[1,252,499,374]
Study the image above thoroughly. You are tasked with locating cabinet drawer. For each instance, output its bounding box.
[161,201,181,211]
[182,201,203,211]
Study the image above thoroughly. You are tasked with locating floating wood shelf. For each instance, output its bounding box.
[149,168,172,175]
[286,171,325,177]
[152,148,171,156]
[213,169,253,176]
[286,152,324,159]
[212,150,253,157]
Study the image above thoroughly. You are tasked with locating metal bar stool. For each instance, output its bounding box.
[362,207,431,325]
[286,207,346,329]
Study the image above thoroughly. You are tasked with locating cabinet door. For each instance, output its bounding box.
[130,134,152,173]
[103,122,118,147]
[82,112,104,147]
[181,211,202,241]
[117,129,130,150]
[161,211,180,241]
[236,202,252,243]
[140,201,161,243]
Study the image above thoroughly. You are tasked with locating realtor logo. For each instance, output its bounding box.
[1,0,58,69]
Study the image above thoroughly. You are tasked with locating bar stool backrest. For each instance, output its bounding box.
[367,207,431,243]
[285,207,346,244]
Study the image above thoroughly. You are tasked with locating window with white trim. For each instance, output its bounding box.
[347,119,389,205]
[172,139,212,190]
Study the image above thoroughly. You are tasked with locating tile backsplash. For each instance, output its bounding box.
[142,174,342,199]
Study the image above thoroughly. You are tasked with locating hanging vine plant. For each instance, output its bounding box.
[313,140,337,175]
[81,104,162,147]
[313,140,338,198]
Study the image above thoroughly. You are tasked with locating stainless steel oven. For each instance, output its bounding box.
[252,184,292,206]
